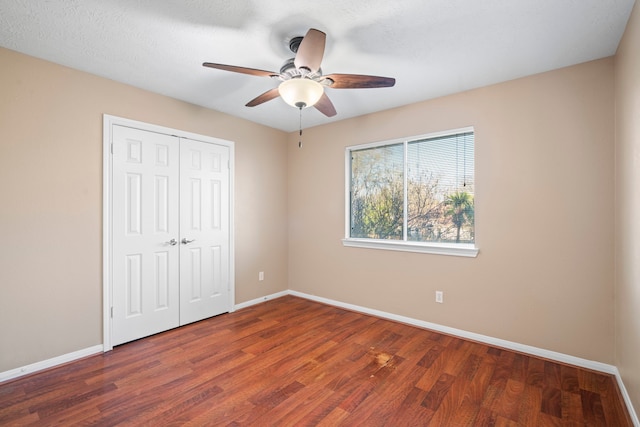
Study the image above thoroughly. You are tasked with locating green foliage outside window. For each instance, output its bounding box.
[349,131,474,244]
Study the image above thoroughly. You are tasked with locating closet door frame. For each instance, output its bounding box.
[102,114,235,351]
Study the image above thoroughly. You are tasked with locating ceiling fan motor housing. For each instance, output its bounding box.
[279,58,323,81]
[289,36,303,53]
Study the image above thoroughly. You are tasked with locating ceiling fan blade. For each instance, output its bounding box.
[245,87,281,107]
[294,29,326,73]
[203,62,279,78]
[314,92,337,117]
[323,74,396,89]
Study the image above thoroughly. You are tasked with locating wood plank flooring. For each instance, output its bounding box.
[0,296,633,426]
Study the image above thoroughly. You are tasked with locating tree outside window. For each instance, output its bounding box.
[349,130,474,245]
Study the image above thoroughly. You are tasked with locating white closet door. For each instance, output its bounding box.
[112,125,180,345]
[179,139,230,325]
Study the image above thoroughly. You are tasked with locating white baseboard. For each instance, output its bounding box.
[287,290,639,426]
[0,291,289,385]
[234,290,289,311]
[615,369,640,427]
[288,290,615,373]
[0,344,103,384]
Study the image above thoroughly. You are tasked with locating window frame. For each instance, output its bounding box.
[342,127,479,258]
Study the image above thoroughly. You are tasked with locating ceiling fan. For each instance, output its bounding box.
[203,29,396,117]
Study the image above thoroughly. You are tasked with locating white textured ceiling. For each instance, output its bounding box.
[0,0,635,132]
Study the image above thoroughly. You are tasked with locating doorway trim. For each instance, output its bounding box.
[102,114,235,351]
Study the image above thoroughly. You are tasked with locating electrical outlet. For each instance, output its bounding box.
[435,291,444,303]
[259,271,264,281]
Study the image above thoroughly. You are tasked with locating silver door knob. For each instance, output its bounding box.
[181,238,195,244]
[166,239,178,246]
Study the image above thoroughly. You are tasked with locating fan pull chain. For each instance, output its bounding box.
[298,106,303,148]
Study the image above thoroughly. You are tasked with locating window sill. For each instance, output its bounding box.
[342,238,479,258]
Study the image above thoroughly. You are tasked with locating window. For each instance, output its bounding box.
[343,127,478,257]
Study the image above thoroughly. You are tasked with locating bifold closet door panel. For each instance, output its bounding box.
[111,125,180,346]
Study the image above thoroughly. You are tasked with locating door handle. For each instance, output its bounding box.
[166,239,178,246]
[181,238,196,245]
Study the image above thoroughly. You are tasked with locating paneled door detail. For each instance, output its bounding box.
[111,125,231,346]
[112,125,180,346]
[179,139,230,325]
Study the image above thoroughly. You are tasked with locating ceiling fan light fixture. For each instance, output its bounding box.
[279,78,324,109]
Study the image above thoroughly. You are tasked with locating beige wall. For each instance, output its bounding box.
[615,1,640,414]
[0,47,289,372]
[288,58,616,363]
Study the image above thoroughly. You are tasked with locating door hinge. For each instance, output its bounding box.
[110,307,113,318]
[110,143,113,155]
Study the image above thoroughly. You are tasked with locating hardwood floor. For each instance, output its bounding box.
[0,296,632,426]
